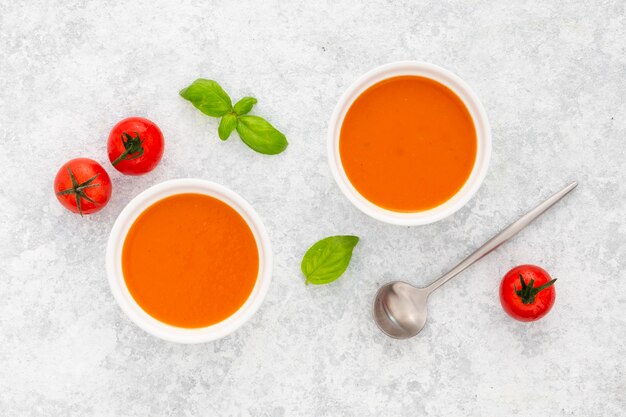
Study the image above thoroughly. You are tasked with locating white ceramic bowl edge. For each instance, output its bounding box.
[327,61,492,226]
[106,179,273,344]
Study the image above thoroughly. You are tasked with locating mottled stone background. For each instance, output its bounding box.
[1,0,624,415]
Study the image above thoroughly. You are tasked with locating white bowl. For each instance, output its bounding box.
[106,179,273,343]
[327,61,491,226]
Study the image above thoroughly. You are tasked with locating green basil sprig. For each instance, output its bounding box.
[301,236,359,285]
[180,79,287,155]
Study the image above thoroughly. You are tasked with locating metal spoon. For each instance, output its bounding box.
[373,181,577,339]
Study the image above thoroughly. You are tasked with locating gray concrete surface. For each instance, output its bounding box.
[1,0,624,415]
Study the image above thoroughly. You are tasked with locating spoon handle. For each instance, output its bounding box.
[425,181,577,294]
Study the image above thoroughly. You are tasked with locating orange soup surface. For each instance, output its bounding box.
[122,193,259,328]
[340,76,477,212]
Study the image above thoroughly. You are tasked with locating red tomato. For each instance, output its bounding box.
[499,265,556,322]
[54,158,112,215]
[107,117,164,175]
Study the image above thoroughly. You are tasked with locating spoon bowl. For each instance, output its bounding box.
[373,282,429,339]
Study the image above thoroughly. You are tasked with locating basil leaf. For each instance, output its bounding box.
[179,79,233,117]
[236,115,288,155]
[233,97,257,115]
[218,114,237,141]
[301,236,359,285]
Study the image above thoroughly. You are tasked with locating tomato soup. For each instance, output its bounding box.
[339,76,477,212]
[122,193,259,328]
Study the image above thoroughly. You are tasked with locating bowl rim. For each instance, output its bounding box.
[327,61,492,226]
[105,178,273,344]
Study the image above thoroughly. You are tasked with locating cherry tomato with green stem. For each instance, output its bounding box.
[499,264,557,322]
[107,117,164,175]
[54,158,112,215]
